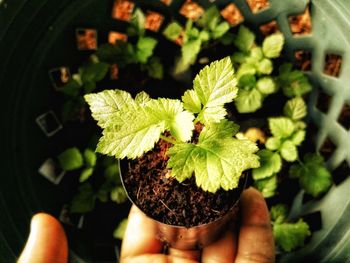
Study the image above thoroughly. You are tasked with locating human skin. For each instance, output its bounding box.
[18,187,275,263]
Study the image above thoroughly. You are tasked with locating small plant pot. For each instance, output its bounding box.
[119,159,247,250]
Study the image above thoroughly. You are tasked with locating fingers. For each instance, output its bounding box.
[201,230,236,263]
[121,205,164,260]
[18,213,68,263]
[168,247,201,262]
[235,187,275,263]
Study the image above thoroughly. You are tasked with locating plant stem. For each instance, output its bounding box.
[160,135,177,145]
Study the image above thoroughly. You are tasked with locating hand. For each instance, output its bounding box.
[121,187,275,263]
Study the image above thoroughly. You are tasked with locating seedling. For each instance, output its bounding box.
[85,57,260,193]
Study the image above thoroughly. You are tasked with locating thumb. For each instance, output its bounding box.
[18,213,68,263]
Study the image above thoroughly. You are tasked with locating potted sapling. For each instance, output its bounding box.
[84,57,260,249]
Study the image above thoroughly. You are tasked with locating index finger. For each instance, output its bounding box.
[235,187,275,263]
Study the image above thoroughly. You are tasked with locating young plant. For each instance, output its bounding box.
[231,26,284,113]
[163,6,230,75]
[85,57,260,193]
[270,204,311,252]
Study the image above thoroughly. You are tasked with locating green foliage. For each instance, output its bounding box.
[85,58,259,193]
[270,204,288,223]
[262,33,284,58]
[289,153,333,197]
[284,97,307,120]
[233,26,255,53]
[254,174,277,198]
[273,219,311,252]
[253,150,282,180]
[84,149,97,167]
[70,183,96,213]
[278,63,312,97]
[168,120,259,192]
[58,147,84,171]
[163,21,183,41]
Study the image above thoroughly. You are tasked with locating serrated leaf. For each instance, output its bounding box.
[233,26,255,52]
[250,47,264,61]
[253,150,282,180]
[291,154,333,197]
[111,186,128,203]
[70,183,95,213]
[280,70,312,98]
[135,91,151,106]
[266,137,281,151]
[84,89,137,128]
[193,57,238,124]
[182,89,202,113]
[163,21,183,41]
[79,167,94,183]
[199,119,239,141]
[58,147,84,171]
[128,8,145,36]
[291,130,306,146]
[254,174,277,198]
[284,97,307,120]
[235,88,263,113]
[257,58,273,75]
[97,98,194,159]
[84,148,97,167]
[135,36,158,63]
[256,76,277,95]
[270,204,288,223]
[114,219,128,240]
[262,33,284,58]
[268,117,295,139]
[280,140,298,162]
[273,219,311,252]
[168,120,259,193]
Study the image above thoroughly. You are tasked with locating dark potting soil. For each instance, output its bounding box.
[122,126,243,227]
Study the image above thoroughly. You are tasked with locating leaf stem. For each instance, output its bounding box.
[160,135,178,145]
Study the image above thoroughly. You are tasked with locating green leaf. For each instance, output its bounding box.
[212,21,230,39]
[279,67,312,98]
[135,37,158,64]
[135,91,151,106]
[127,8,145,36]
[196,5,220,29]
[97,98,194,159]
[163,21,183,41]
[113,219,128,240]
[254,174,277,198]
[291,130,306,146]
[256,77,277,95]
[96,43,135,66]
[199,30,210,42]
[273,219,311,252]
[257,58,273,75]
[235,88,263,113]
[290,154,333,197]
[167,120,259,193]
[144,56,163,79]
[84,149,97,167]
[193,57,238,124]
[182,89,202,113]
[84,89,137,128]
[70,183,96,213]
[250,47,264,61]
[268,117,295,139]
[265,137,281,151]
[175,39,202,74]
[79,167,94,183]
[81,62,109,83]
[270,204,288,224]
[58,147,84,171]
[59,79,81,97]
[284,97,307,120]
[111,186,128,203]
[238,74,256,90]
[237,63,257,79]
[280,140,298,162]
[252,150,282,180]
[233,26,255,52]
[220,32,235,46]
[262,33,284,58]
[231,52,247,64]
